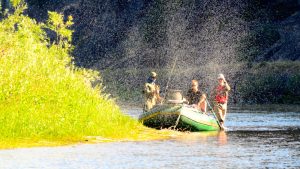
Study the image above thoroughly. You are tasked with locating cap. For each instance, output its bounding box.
[218,73,225,80]
[150,71,157,78]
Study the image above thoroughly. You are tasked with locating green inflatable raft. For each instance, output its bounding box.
[139,104,220,131]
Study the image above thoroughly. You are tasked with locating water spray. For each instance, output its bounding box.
[162,53,179,101]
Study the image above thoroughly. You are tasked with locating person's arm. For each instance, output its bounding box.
[198,93,207,112]
[154,85,160,95]
[199,93,206,104]
[154,85,161,102]
[224,80,231,91]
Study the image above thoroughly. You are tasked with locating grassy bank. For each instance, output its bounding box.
[0,2,173,149]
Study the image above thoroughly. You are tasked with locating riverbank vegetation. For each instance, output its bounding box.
[238,61,300,104]
[0,1,172,149]
[101,61,300,107]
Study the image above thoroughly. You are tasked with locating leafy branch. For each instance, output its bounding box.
[46,11,74,50]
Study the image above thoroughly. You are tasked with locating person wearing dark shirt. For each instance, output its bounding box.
[186,80,207,112]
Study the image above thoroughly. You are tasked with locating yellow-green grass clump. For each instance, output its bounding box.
[0,3,162,148]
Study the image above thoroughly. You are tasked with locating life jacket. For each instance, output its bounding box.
[215,85,228,104]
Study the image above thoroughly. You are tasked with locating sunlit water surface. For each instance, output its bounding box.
[0,108,299,169]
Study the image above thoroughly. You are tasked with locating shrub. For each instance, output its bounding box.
[0,1,142,141]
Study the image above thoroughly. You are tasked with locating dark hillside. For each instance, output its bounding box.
[264,11,300,61]
[23,0,300,68]
[239,0,300,61]
[9,0,300,104]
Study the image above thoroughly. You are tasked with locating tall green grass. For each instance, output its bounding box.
[0,2,149,144]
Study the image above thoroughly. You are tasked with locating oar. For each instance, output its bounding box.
[205,99,222,130]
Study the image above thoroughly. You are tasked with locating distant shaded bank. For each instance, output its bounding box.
[101,61,300,105]
[24,0,300,68]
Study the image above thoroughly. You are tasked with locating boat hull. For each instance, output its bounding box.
[139,104,220,131]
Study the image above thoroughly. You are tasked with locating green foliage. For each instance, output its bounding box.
[10,0,21,7]
[46,11,73,48]
[103,62,300,105]
[0,3,144,141]
[237,61,300,104]
[0,0,26,17]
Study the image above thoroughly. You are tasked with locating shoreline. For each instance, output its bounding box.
[0,128,178,150]
[1,103,299,150]
[230,104,300,112]
[118,101,300,113]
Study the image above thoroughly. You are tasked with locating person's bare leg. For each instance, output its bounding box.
[221,104,227,128]
[214,104,225,129]
[218,108,225,129]
[220,110,225,129]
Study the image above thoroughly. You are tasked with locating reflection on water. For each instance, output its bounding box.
[0,110,299,169]
[172,131,228,146]
[218,131,227,145]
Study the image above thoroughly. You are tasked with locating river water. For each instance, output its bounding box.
[0,108,299,169]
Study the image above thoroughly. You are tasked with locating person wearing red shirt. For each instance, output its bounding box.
[211,74,231,129]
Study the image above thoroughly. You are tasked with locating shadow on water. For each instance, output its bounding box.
[227,128,300,147]
[169,127,300,147]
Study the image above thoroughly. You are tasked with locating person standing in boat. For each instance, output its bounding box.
[211,74,231,129]
[186,80,207,112]
[143,72,161,112]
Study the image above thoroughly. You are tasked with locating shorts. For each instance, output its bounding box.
[216,103,227,111]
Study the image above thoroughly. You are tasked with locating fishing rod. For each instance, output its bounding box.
[205,99,222,130]
[162,54,179,101]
